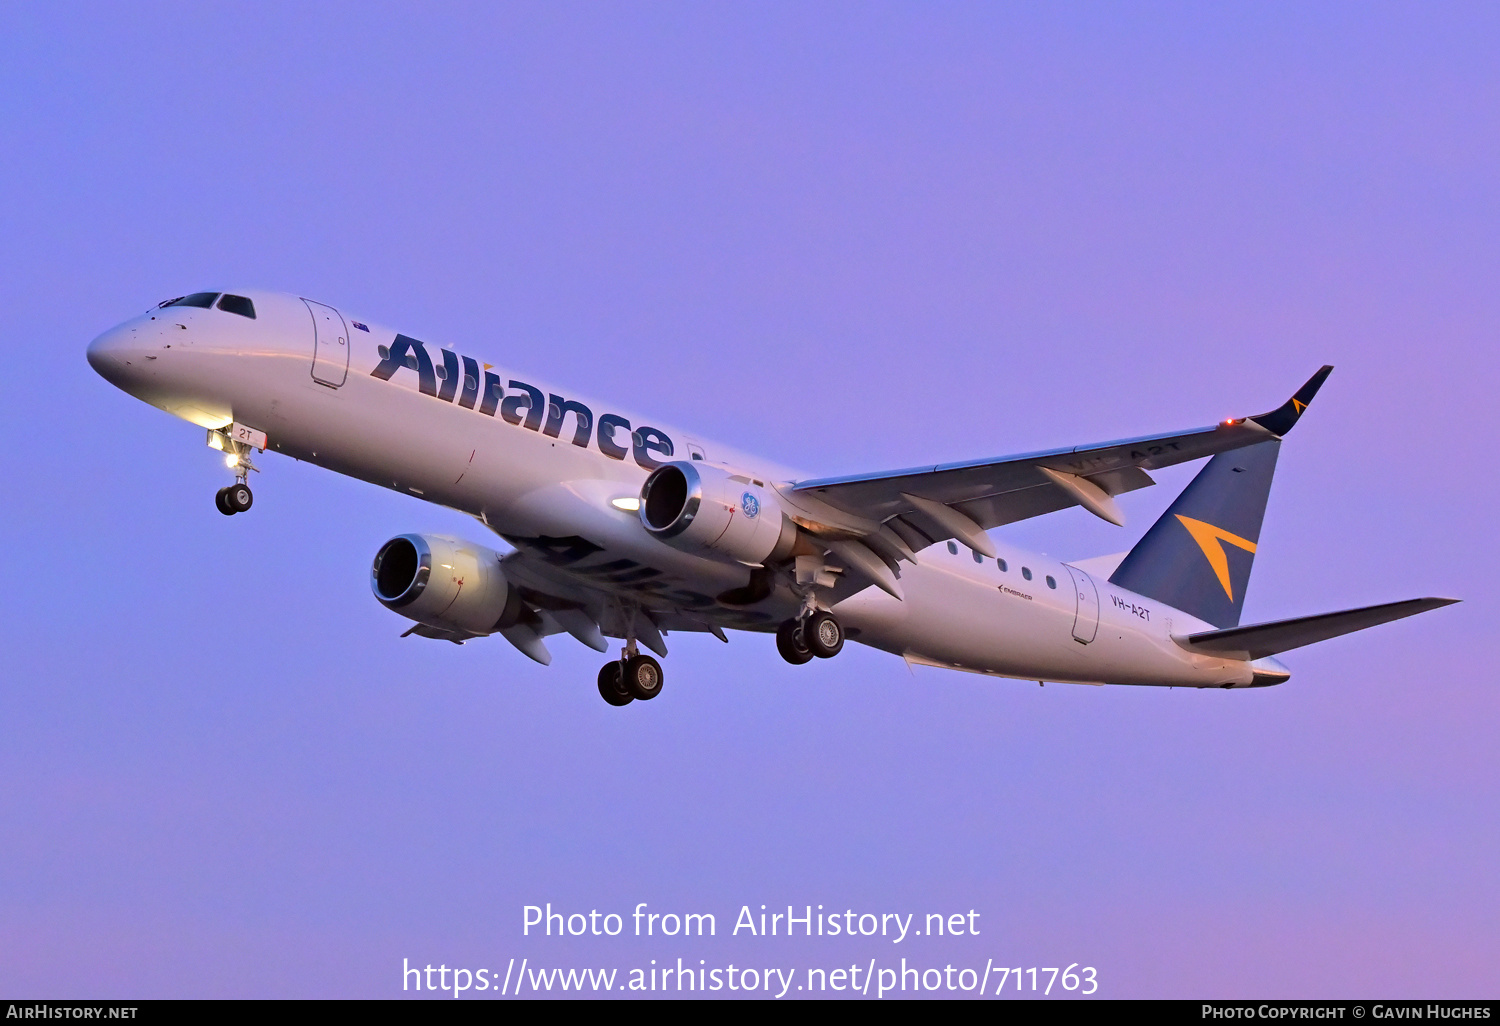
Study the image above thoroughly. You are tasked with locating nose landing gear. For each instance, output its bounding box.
[210,428,259,516]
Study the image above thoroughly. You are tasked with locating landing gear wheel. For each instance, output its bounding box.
[776,619,814,665]
[805,611,844,659]
[623,654,663,701]
[214,487,235,516]
[597,661,633,706]
[226,483,253,513]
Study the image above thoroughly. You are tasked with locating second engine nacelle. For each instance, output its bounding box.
[639,461,795,565]
[370,533,520,636]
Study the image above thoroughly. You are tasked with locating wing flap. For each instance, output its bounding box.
[1175,598,1458,660]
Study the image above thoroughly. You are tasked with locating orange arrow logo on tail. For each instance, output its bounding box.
[1175,515,1257,601]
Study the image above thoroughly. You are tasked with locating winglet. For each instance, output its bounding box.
[1251,365,1333,437]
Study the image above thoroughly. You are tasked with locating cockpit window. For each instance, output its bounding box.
[217,294,256,319]
[162,292,220,309]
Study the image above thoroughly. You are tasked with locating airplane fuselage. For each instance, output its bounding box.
[87,290,1285,689]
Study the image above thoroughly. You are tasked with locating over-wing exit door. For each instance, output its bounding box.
[305,298,350,387]
[1066,565,1100,644]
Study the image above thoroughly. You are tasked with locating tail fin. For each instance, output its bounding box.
[1107,365,1333,627]
[1109,440,1281,628]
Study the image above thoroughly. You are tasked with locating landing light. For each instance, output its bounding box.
[610,497,641,512]
[225,454,240,468]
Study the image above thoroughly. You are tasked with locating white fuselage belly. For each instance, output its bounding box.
[91,295,1254,688]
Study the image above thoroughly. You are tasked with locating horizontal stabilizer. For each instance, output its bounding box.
[1176,597,1458,659]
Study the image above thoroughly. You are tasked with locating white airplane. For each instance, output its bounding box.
[87,290,1455,706]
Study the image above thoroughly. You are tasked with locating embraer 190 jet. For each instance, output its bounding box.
[87,290,1455,706]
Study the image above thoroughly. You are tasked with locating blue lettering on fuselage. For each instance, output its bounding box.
[371,334,675,470]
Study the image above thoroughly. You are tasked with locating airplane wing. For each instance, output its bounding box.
[788,367,1333,563]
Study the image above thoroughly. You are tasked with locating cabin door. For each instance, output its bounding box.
[1066,565,1100,644]
[305,299,350,387]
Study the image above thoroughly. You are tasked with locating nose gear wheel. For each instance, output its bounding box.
[215,484,253,515]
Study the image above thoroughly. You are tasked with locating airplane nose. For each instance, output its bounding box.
[87,322,145,387]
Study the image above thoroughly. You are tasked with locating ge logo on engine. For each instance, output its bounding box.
[741,492,760,519]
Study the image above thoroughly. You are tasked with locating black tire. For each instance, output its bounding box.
[805,611,844,659]
[597,661,633,706]
[776,619,814,665]
[227,483,253,512]
[623,654,663,701]
[215,487,235,516]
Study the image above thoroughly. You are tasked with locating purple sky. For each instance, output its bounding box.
[1,2,1495,998]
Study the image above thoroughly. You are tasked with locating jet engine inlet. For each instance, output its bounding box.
[639,461,795,566]
[642,463,695,534]
[370,532,518,635]
[373,535,428,606]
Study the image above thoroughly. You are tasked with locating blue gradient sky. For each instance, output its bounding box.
[0,2,1495,998]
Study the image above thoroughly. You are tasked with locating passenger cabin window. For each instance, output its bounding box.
[946,541,958,555]
[1022,567,1033,581]
[972,550,983,563]
[997,558,1008,572]
[163,292,219,309]
[1046,575,1057,589]
[217,294,256,319]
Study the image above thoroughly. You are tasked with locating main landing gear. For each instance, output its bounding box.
[776,609,844,665]
[596,607,666,708]
[597,639,664,707]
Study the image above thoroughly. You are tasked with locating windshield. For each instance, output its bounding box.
[216,294,255,319]
[160,292,220,309]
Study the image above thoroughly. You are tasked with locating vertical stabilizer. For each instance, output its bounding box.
[1109,440,1281,628]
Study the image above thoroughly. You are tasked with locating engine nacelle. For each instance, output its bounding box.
[639,461,795,565]
[370,533,519,636]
